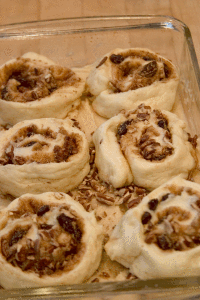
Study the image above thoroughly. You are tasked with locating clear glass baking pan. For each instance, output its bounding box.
[0,15,200,300]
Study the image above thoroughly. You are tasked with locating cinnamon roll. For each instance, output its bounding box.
[0,118,90,197]
[0,192,103,288]
[86,48,179,118]
[93,104,196,190]
[0,52,85,125]
[105,176,200,279]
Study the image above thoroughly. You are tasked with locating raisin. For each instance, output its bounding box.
[161,193,170,202]
[57,213,76,234]
[143,56,152,61]
[183,238,194,248]
[157,235,173,250]
[49,87,57,93]
[34,68,39,75]
[196,200,200,208]
[57,213,82,241]
[1,86,7,99]
[110,54,124,64]
[74,227,82,242]
[192,235,200,244]
[141,211,152,224]
[139,60,157,78]
[37,205,50,216]
[9,229,27,247]
[158,119,168,129]
[164,63,170,78]
[148,198,159,211]
[117,120,132,136]
[26,125,37,137]
[11,72,33,88]
[24,141,36,147]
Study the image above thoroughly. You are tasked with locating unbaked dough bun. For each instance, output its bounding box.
[0,192,103,288]
[93,104,196,190]
[86,48,179,118]
[0,118,90,197]
[105,176,200,279]
[0,52,86,125]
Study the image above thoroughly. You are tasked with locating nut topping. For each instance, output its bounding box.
[143,187,200,252]
[0,125,80,165]
[69,147,148,212]
[119,104,174,161]
[0,198,84,277]
[0,57,80,103]
[108,50,173,93]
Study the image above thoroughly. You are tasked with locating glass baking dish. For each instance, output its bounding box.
[0,15,200,300]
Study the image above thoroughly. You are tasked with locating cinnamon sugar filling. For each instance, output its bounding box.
[0,58,80,103]
[0,125,81,165]
[0,197,85,277]
[108,49,176,93]
[143,187,200,251]
[118,104,174,161]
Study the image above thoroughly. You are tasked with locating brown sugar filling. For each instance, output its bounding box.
[108,49,176,93]
[118,104,174,161]
[143,188,200,251]
[0,125,80,165]
[0,198,84,277]
[0,57,80,103]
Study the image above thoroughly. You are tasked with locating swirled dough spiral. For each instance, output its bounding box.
[86,48,179,118]
[93,104,196,190]
[105,176,200,279]
[0,192,103,288]
[0,52,86,125]
[0,118,90,197]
